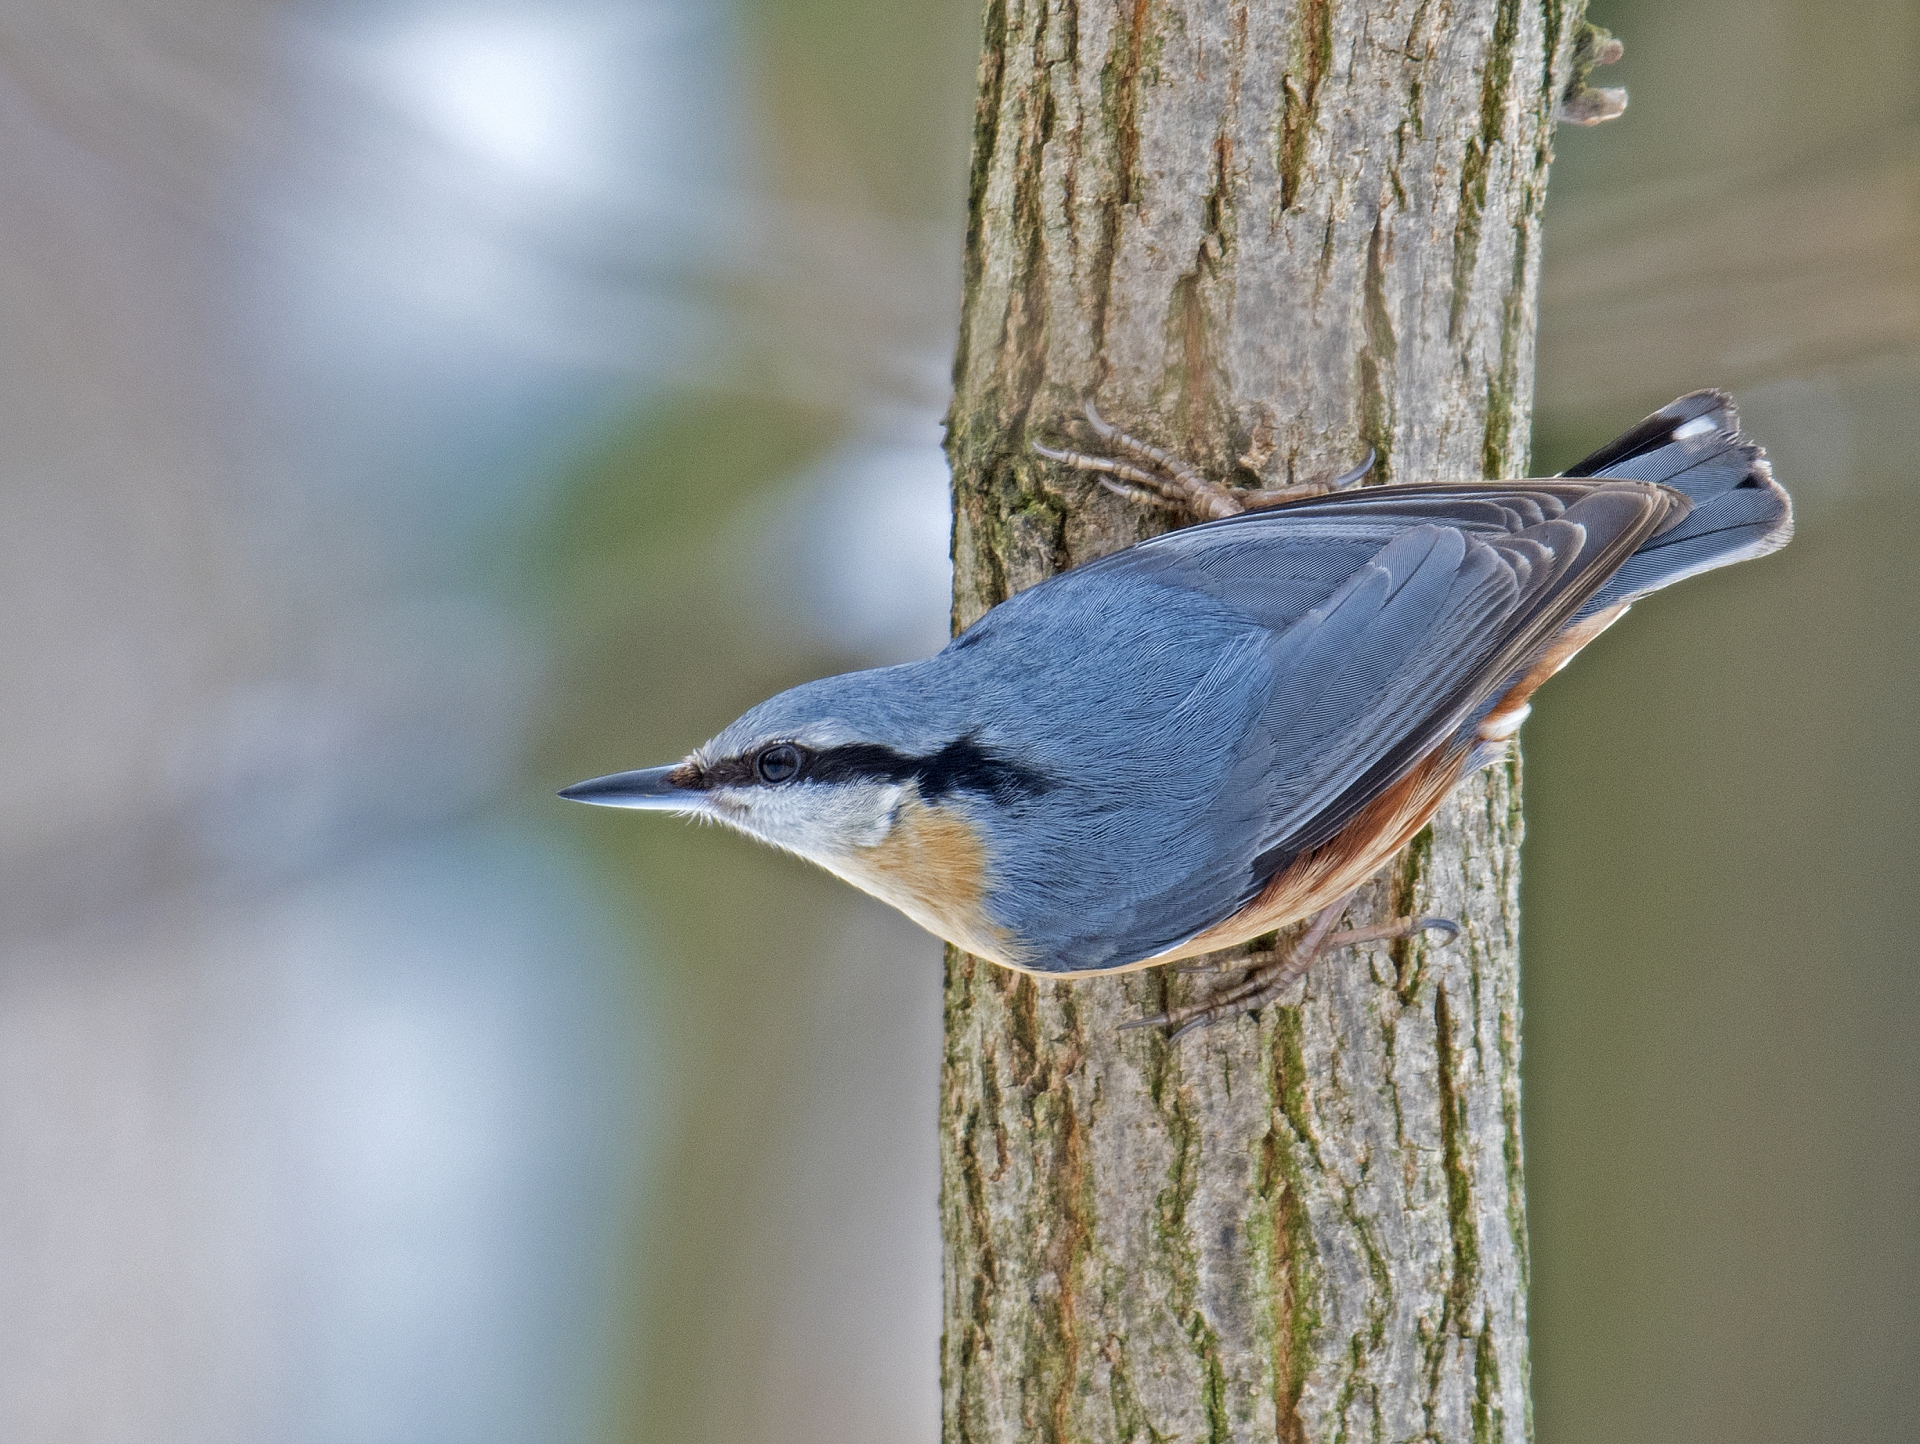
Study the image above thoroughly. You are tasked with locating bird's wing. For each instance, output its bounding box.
[1078,480,1627,628]
[1086,480,1686,914]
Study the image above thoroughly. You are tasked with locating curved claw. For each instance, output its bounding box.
[1167,1013,1220,1045]
[1117,1011,1171,1034]
[1417,916,1460,943]
[1098,477,1184,509]
[1329,446,1376,490]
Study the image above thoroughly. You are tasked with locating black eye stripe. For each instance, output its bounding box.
[804,737,1051,802]
[679,736,1050,800]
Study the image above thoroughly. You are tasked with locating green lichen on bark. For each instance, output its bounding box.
[1358,210,1399,485]
[1449,0,1523,340]
[1277,0,1333,210]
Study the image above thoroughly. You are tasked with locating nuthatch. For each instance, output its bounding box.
[563,392,1791,1037]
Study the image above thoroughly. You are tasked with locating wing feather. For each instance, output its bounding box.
[1082,480,1686,921]
[941,476,1689,970]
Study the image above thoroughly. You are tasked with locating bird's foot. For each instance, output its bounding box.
[1032,403,1372,520]
[1122,902,1458,1044]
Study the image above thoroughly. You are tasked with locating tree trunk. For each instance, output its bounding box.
[941,3,1584,1439]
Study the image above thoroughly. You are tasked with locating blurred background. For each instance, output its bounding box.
[0,1,1910,1442]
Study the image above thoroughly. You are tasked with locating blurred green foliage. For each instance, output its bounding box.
[1528,3,1919,1438]
[739,0,981,219]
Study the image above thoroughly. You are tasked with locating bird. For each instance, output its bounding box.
[561,391,1792,1037]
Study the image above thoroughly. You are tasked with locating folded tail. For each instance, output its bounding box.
[1562,389,1793,617]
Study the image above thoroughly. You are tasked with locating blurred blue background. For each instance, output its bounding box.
[0,2,1910,1442]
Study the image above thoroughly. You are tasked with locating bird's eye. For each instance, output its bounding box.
[754,743,804,784]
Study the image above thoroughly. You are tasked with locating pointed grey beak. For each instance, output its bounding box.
[558,765,704,811]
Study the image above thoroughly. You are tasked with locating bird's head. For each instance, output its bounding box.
[561,667,951,856]
[558,666,1047,965]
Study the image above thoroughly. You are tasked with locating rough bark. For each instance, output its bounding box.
[940,3,1583,1440]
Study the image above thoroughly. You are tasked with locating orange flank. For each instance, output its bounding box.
[1146,743,1471,967]
[1477,602,1630,742]
[844,795,1028,967]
